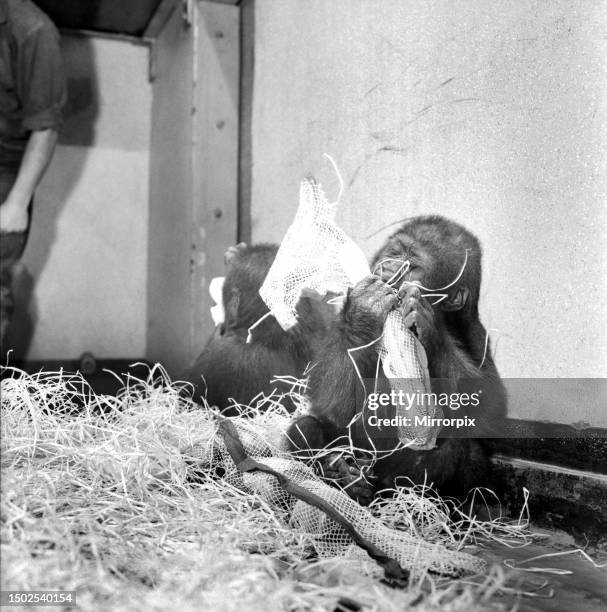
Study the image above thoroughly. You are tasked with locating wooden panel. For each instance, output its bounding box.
[238,0,254,242]
[147,6,195,374]
[190,2,240,357]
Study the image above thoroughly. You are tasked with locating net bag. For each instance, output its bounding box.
[377,311,442,450]
[259,178,370,331]
[186,407,486,584]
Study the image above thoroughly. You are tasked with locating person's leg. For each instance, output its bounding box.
[0,231,28,355]
[0,169,30,357]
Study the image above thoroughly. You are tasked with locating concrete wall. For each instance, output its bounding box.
[12,35,151,360]
[249,0,607,423]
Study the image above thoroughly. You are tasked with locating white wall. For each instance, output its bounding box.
[249,0,607,425]
[12,35,151,360]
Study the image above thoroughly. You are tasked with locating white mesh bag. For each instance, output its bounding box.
[377,311,442,450]
[259,178,370,330]
[184,410,485,582]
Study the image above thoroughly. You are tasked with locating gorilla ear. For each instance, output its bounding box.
[224,242,248,266]
[441,287,469,311]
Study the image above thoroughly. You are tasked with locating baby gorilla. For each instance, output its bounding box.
[183,242,334,413]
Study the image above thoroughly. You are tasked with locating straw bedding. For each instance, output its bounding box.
[1,365,531,611]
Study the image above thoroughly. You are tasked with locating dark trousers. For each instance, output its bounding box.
[0,168,30,356]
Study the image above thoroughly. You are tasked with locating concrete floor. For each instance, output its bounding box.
[481,534,607,611]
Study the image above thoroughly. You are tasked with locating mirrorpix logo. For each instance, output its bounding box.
[366,389,481,429]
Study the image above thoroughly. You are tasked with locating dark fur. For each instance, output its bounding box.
[287,215,507,499]
[184,243,329,414]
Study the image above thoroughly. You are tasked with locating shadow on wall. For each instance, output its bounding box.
[7,31,100,359]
